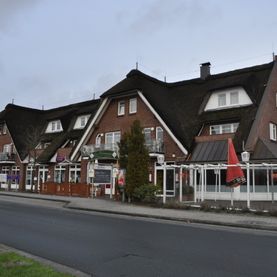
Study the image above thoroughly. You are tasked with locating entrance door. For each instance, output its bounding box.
[38,166,48,191]
[156,168,175,196]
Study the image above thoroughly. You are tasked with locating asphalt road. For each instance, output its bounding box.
[0,197,277,277]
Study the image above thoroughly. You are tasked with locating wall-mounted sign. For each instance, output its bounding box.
[0,174,7,183]
[94,164,112,184]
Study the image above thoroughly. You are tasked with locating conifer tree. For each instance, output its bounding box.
[118,132,129,169]
[125,120,149,199]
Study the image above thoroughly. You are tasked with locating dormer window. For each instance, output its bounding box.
[210,123,239,135]
[45,120,63,133]
[129,98,137,114]
[118,101,125,116]
[73,114,90,129]
[205,87,252,111]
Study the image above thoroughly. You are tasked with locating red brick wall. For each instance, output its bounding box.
[80,95,186,183]
[246,60,277,150]
[87,96,185,160]
[0,126,25,190]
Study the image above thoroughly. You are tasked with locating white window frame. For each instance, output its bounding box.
[118,101,125,116]
[270,122,277,141]
[80,116,87,127]
[144,128,152,144]
[95,134,102,148]
[218,93,226,107]
[129,98,137,114]
[26,166,34,187]
[54,165,66,183]
[3,144,11,154]
[156,127,163,142]
[2,124,7,135]
[69,164,81,183]
[210,123,239,135]
[11,166,20,185]
[230,91,239,105]
[105,131,121,150]
[46,120,63,133]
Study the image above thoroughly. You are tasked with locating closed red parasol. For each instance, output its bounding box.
[226,138,246,187]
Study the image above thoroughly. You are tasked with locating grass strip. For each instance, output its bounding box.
[0,252,72,277]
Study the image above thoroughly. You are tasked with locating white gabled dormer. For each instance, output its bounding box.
[45,120,63,133]
[204,87,252,111]
[73,114,91,129]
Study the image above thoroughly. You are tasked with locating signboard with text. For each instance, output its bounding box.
[93,164,112,184]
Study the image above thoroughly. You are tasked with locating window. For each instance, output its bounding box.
[210,125,221,135]
[218,94,226,107]
[230,91,239,105]
[0,124,7,135]
[1,166,10,175]
[105,131,121,150]
[80,116,87,127]
[156,127,164,143]
[95,134,102,148]
[129,98,137,114]
[46,120,63,133]
[156,127,164,152]
[69,165,81,183]
[44,142,50,149]
[3,144,11,154]
[118,101,125,116]
[270,123,277,141]
[11,166,20,185]
[54,165,66,183]
[56,121,61,130]
[144,128,152,145]
[73,114,91,129]
[25,166,34,187]
[210,123,239,135]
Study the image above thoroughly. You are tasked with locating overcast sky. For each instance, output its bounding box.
[0,0,276,111]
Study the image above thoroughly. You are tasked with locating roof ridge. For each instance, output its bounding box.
[43,98,100,112]
[5,104,43,113]
[126,61,274,88]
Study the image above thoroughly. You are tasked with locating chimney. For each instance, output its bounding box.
[200,62,211,80]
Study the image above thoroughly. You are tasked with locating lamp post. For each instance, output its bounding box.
[241,151,250,209]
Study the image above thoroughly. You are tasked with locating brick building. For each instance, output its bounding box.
[1,58,277,200]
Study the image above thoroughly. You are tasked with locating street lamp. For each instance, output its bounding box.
[241,151,250,209]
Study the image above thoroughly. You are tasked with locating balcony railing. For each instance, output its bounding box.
[0,152,16,162]
[81,143,119,157]
[145,140,164,153]
[81,140,164,158]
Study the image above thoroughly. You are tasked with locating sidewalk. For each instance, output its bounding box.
[1,191,277,231]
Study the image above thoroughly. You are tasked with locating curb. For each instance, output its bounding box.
[0,192,70,204]
[0,244,91,277]
[66,206,277,232]
[2,192,277,232]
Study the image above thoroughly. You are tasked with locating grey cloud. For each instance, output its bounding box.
[130,0,220,35]
[0,0,38,31]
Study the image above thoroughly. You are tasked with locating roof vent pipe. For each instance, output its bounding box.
[200,62,211,80]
